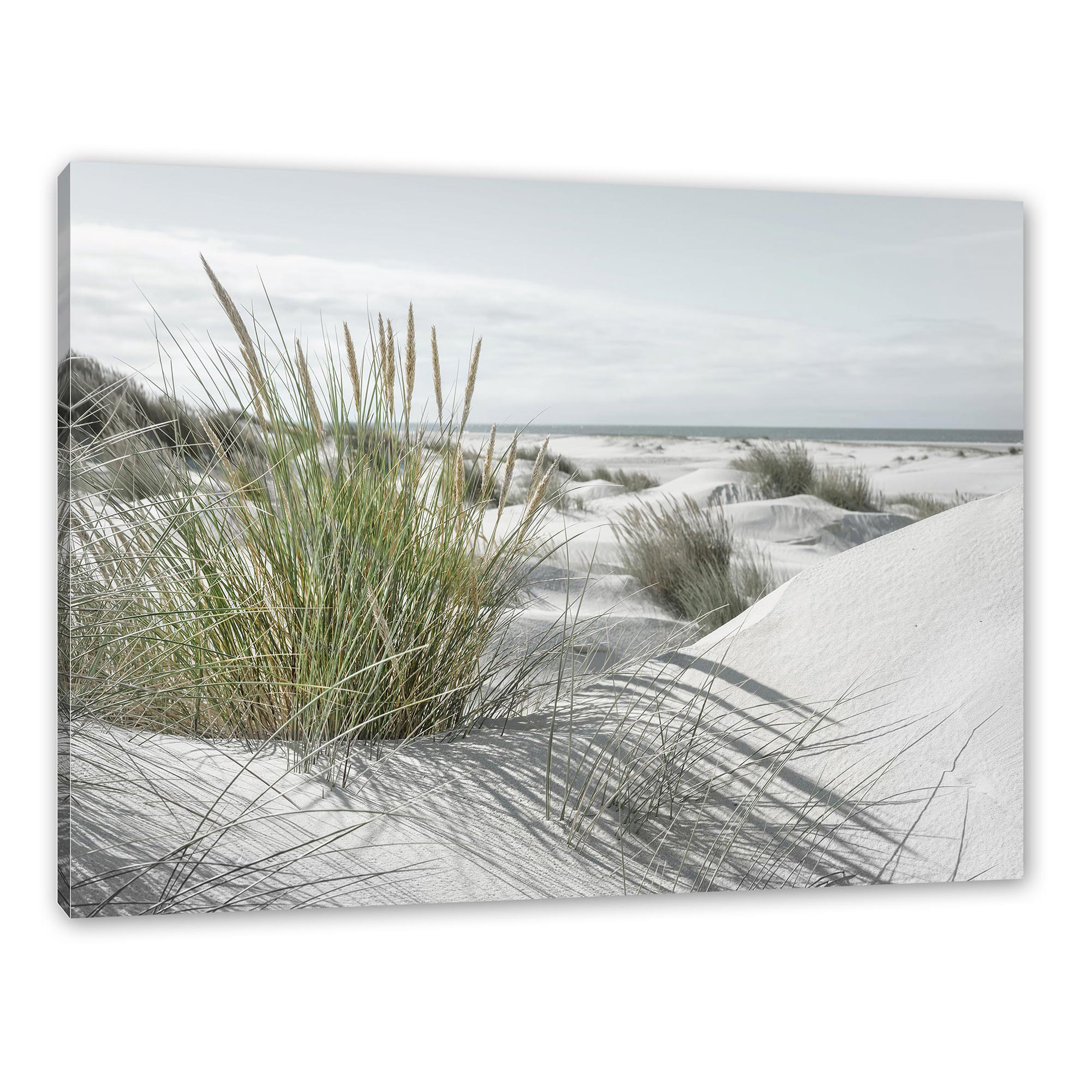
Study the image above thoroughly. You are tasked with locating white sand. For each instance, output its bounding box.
[466,431,1023,492]
[64,444,1024,912]
[481,434,1021,607]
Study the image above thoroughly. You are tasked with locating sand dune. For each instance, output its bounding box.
[65,473,1023,913]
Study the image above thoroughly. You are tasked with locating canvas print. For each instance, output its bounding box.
[58,165,1023,916]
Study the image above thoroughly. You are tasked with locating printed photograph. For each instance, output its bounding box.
[58,164,1023,915]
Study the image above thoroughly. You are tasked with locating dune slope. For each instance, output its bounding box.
[685,484,1023,883]
[63,487,1022,914]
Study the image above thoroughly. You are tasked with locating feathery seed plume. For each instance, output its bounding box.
[482,424,497,493]
[527,437,549,500]
[201,256,266,429]
[383,319,395,416]
[460,337,482,432]
[454,445,465,506]
[521,462,558,526]
[431,327,444,427]
[497,433,518,517]
[344,322,362,420]
[405,304,416,418]
[295,340,324,441]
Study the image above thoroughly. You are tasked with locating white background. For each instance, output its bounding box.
[3,3,1074,1076]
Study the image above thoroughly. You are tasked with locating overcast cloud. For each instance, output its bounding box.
[66,165,1023,429]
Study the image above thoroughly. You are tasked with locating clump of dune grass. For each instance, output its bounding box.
[505,448,658,502]
[63,261,569,776]
[590,466,658,492]
[812,464,882,512]
[612,468,658,492]
[886,490,974,520]
[515,444,591,482]
[612,496,775,633]
[732,441,815,498]
[734,442,884,512]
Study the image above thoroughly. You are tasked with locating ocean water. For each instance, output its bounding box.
[465,424,1023,446]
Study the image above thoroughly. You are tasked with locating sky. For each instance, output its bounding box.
[64,163,1024,429]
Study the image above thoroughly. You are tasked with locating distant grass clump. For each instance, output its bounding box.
[590,466,658,492]
[612,496,775,633]
[812,464,882,512]
[505,448,658,506]
[63,260,565,774]
[516,446,658,492]
[733,441,882,512]
[732,441,815,498]
[886,491,974,520]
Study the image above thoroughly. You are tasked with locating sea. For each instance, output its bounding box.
[463,424,1023,446]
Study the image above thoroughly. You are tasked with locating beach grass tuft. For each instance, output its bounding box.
[812,464,882,512]
[62,263,572,776]
[734,441,882,511]
[886,490,974,520]
[732,441,815,498]
[590,466,658,492]
[612,495,775,633]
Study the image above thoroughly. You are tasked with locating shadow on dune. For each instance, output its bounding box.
[62,646,966,915]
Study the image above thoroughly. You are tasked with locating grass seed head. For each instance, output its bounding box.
[431,326,444,427]
[460,337,481,432]
[499,433,519,515]
[296,339,325,441]
[344,322,362,420]
[405,304,417,418]
[482,424,497,492]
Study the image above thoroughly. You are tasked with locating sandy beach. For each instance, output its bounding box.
[63,431,1023,913]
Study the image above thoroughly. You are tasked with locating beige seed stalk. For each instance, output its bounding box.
[482,423,497,493]
[344,322,362,420]
[520,462,558,531]
[383,319,395,417]
[431,327,444,427]
[491,432,519,544]
[405,304,416,420]
[295,339,324,441]
[459,337,482,432]
[454,445,465,506]
[200,256,266,429]
[527,437,549,500]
